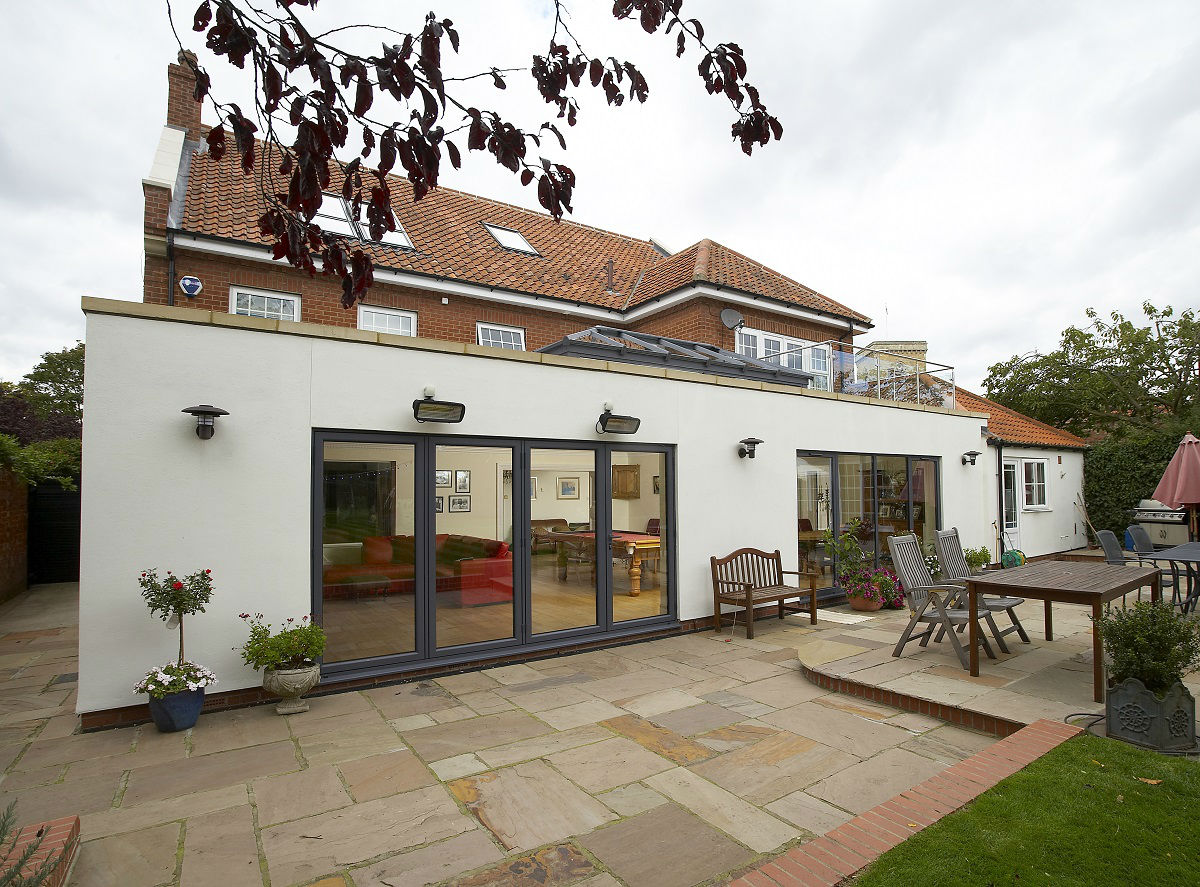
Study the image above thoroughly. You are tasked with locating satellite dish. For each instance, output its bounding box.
[719,308,745,331]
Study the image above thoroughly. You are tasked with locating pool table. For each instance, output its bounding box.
[549,531,662,596]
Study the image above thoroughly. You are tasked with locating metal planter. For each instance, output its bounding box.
[1106,677,1196,751]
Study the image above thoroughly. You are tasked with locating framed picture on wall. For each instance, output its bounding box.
[435,470,452,488]
[652,475,661,494]
[455,470,471,493]
[557,476,580,499]
[434,496,444,513]
[449,495,471,512]
[912,503,924,521]
[530,476,538,499]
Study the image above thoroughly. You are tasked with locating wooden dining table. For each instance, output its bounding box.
[965,561,1161,703]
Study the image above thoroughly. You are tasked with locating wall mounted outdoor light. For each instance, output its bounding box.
[596,402,640,434]
[413,386,466,423]
[962,450,981,465]
[181,404,229,440]
[738,438,764,459]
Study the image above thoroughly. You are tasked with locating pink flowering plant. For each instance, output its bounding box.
[872,568,906,608]
[133,660,217,699]
[238,614,326,671]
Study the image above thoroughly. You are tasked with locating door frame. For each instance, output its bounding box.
[1002,458,1021,552]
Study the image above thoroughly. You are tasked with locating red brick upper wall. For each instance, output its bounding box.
[167,51,203,141]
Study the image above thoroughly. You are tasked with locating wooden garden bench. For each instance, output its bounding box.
[710,548,818,639]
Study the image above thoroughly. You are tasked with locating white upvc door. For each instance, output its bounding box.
[1002,459,1021,552]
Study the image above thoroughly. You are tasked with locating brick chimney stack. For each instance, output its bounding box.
[166,50,203,141]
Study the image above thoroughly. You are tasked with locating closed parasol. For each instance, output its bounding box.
[1153,432,1200,542]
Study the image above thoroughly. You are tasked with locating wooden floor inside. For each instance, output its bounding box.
[323,554,667,663]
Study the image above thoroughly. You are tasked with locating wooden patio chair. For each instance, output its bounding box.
[935,527,1030,644]
[887,533,1003,669]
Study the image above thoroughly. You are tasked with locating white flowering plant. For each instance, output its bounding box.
[133,660,218,699]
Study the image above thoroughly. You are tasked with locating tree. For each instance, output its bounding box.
[984,302,1199,439]
[167,1,782,305]
[0,342,84,488]
[17,343,84,420]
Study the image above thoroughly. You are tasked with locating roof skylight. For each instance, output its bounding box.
[483,223,537,255]
[316,194,413,250]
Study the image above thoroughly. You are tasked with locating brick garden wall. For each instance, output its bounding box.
[0,469,28,602]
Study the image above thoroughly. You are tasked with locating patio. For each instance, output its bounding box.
[0,582,1164,887]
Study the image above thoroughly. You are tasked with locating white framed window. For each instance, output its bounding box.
[476,322,526,350]
[483,223,538,255]
[1022,460,1048,508]
[230,286,300,322]
[358,305,417,336]
[318,193,414,250]
[735,327,831,389]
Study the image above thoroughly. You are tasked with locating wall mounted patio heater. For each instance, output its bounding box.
[413,396,466,423]
[596,409,641,434]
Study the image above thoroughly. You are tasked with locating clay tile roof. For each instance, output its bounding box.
[178,142,870,323]
[955,387,1086,449]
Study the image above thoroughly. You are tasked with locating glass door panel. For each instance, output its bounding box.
[320,441,417,662]
[876,455,909,569]
[796,454,835,590]
[911,459,938,553]
[611,450,669,622]
[434,444,514,649]
[530,449,598,634]
[836,454,876,578]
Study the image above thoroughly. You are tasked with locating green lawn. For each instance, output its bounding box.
[853,734,1200,887]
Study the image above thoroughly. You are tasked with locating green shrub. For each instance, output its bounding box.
[1094,602,1200,696]
[964,546,992,572]
[1084,424,1191,538]
[238,614,326,670]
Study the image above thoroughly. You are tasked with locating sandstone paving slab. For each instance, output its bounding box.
[351,829,505,887]
[81,784,249,840]
[2,772,120,823]
[884,711,947,733]
[734,674,829,709]
[288,707,386,738]
[490,673,594,697]
[691,730,860,806]
[595,782,668,816]
[600,714,717,766]
[482,663,543,685]
[477,724,611,769]
[546,736,674,792]
[0,743,25,772]
[648,703,744,737]
[14,726,135,770]
[794,638,873,666]
[389,714,436,732]
[430,705,477,724]
[807,746,948,814]
[1004,666,1096,707]
[448,843,597,887]
[645,767,800,852]
[926,663,1024,689]
[456,690,517,714]
[696,722,780,753]
[765,790,855,835]
[614,688,705,718]
[537,699,627,730]
[682,676,744,697]
[430,753,489,780]
[710,657,792,683]
[188,705,292,756]
[901,725,996,765]
[579,802,755,887]
[69,821,181,887]
[404,711,552,760]
[338,749,435,802]
[180,804,261,887]
[363,681,457,718]
[435,671,501,694]
[639,656,713,682]
[578,668,691,702]
[502,684,597,713]
[968,688,1089,725]
[998,646,1074,673]
[0,763,64,790]
[298,722,407,767]
[253,764,352,827]
[262,784,475,886]
[762,702,912,759]
[291,689,375,719]
[574,874,623,887]
[448,760,616,851]
[122,739,298,806]
[810,694,901,721]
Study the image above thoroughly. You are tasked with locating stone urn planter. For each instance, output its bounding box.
[1106,678,1196,752]
[263,664,321,715]
[847,596,884,612]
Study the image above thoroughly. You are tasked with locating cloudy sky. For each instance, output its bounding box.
[1,1,1197,390]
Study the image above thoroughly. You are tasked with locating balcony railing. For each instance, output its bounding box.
[760,341,956,409]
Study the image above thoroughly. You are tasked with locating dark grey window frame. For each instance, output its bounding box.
[313,429,678,682]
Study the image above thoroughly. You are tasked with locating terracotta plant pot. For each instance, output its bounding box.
[847,596,884,612]
[262,664,321,715]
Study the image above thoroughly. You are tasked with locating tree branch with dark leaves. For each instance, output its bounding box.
[168,0,781,305]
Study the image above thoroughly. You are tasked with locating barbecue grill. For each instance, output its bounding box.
[1133,498,1190,548]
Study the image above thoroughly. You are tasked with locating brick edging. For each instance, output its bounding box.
[0,816,80,887]
[799,661,1027,738]
[728,719,1082,887]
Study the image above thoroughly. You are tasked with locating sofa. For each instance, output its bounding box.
[322,534,512,605]
[531,519,570,554]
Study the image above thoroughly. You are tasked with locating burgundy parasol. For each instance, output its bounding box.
[1153,432,1200,542]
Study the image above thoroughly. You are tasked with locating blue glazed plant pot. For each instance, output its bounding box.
[147,689,205,732]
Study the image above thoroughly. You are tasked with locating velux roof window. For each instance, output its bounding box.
[483,223,538,255]
[318,194,413,250]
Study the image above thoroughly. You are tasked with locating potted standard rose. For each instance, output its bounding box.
[238,614,326,715]
[1095,601,1200,751]
[136,568,217,731]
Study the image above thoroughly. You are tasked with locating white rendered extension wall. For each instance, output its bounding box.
[980,444,1086,560]
[79,301,990,714]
